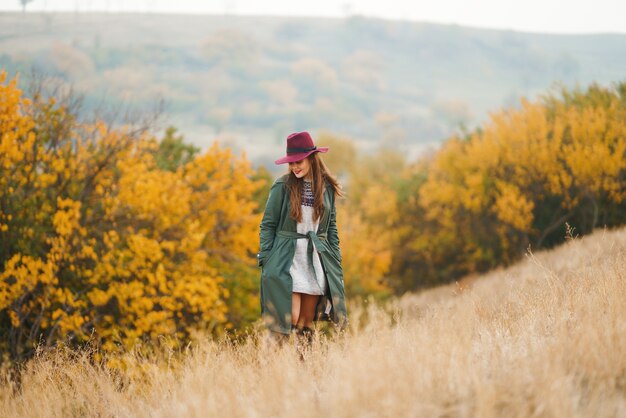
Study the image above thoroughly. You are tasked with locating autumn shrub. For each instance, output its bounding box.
[0,72,263,361]
[392,82,626,289]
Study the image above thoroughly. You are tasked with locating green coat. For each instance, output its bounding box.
[257,175,348,334]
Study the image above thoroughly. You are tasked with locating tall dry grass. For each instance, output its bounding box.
[1,227,625,417]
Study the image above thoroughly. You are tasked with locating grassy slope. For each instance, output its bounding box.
[1,227,625,417]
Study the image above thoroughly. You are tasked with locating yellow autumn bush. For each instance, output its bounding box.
[0,72,263,361]
[332,142,404,298]
[393,82,626,289]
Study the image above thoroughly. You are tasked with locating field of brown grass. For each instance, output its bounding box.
[1,227,625,417]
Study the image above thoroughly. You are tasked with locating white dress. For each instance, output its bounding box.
[290,180,328,295]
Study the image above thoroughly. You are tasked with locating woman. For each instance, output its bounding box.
[257,131,347,340]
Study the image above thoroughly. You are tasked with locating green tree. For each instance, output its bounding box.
[153,126,200,172]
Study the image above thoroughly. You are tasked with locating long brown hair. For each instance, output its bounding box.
[286,152,342,223]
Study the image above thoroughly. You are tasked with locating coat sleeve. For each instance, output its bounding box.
[257,179,285,267]
[327,196,342,261]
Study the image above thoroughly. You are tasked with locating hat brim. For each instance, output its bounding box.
[274,147,328,165]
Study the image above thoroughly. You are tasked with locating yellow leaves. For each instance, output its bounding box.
[126,234,163,265]
[8,310,20,327]
[493,181,534,232]
[461,172,488,213]
[338,203,392,296]
[561,105,626,201]
[52,198,82,237]
[0,73,35,172]
[79,244,97,260]
[0,254,57,310]
[88,289,109,307]
[115,149,191,233]
[360,184,397,226]
[55,311,87,337]
[103,230,120,248]
[36,172,58,188]
[52,308,64,321]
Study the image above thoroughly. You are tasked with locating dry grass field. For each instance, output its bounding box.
[1,227,625,417]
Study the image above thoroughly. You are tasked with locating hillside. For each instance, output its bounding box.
[2,12,626,166]
[2,226,624,416]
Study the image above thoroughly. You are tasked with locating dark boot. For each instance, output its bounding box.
[299,326,314,346]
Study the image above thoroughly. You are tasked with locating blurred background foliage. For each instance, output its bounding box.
[1,13,626,167]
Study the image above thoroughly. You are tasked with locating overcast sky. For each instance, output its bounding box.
[1,0,625,34]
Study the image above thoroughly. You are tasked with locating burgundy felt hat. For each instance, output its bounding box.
[274,131,329,165]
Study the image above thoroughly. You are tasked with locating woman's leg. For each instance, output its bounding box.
[297,293,320,328]
[291,292,302,327]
